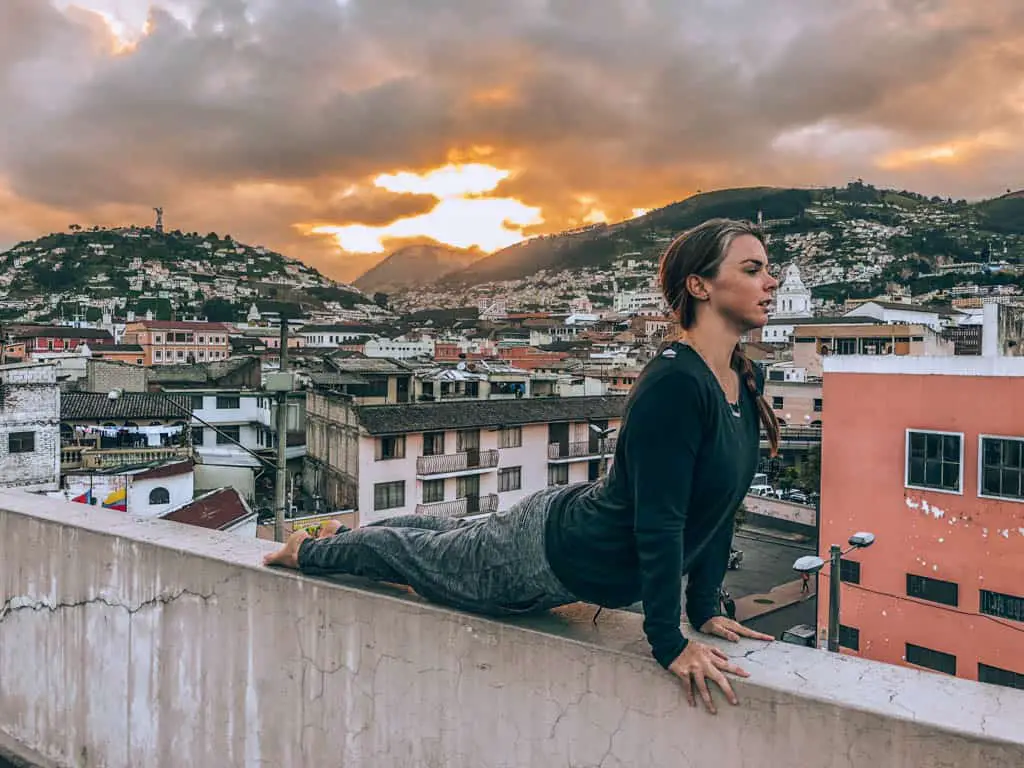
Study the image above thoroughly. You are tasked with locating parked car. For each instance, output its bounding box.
[749,484,778,498]
[783,489,809,505]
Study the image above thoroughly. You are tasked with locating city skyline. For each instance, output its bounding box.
[2,0,1023,280]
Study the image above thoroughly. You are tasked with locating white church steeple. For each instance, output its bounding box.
[772,263,812,319]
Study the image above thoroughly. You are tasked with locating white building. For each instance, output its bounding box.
[305,394,624,526]
[298,325,378,348]
[0,362,60,492]
[61,459,194,516]
[613,291,664,314]
[363,337,435,360]
[843,301,962,332]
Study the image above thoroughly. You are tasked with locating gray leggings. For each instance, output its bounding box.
[297,485,577,616]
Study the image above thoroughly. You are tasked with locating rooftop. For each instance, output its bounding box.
[355,394,626,435]
[161,486,255,530]
[61,391,191,420]
[0,492,1021,767]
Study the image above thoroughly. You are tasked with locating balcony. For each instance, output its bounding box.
[415,493,499,518]
[547,438,617,462]
[0,491,1020,768]
[762,426,822,449]
[416,449,499,478]
[61,446,192,471]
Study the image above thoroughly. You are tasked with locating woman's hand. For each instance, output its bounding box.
[666,640,749,714]
[700,616,774,643]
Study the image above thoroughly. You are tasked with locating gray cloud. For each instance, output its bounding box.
[1,0,1022,280]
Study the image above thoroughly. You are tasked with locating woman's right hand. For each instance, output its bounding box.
[667,640,750,714]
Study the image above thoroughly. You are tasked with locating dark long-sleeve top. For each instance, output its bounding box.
[544,342,762,668]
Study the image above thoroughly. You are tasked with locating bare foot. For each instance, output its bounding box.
[263,529,310,569]
[318,520,345,538]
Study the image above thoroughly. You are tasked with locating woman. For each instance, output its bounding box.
[265,218,780,714]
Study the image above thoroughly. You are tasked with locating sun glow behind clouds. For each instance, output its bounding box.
[311,163,543,254]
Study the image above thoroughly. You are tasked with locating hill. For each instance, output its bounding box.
[0,226,366,322]
[354,244,484,294]
[441,183,1024,287]
[449,187,814,284]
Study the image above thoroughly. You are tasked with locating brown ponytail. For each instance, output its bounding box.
[732,344,779,457]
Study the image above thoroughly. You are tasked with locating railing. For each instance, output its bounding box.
[547,439,617,460]
[61,447,85,470]
[416,449,499,476]
[415,494,499,518]
[80,447,192,470]
[765,427,823,442]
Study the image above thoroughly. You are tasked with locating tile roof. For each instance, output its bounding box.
[766,316,872,326]
[355,394,626,435]
[128,320,233,331]
[61,392,192,420]
[161,487,255,531]
[11,326,113,340]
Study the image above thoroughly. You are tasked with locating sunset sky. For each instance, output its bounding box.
[2,1,1023,281]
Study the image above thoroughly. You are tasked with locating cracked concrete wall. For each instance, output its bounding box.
[0,492,1022,768]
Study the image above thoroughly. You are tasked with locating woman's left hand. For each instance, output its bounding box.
[700,616,774,643]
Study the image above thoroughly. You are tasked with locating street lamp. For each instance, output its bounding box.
[793,531,876,652]
[588,422,617,478]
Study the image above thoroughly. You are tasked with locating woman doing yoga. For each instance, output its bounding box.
[265,217,780,714]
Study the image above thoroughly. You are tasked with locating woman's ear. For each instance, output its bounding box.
[685,274,708,301]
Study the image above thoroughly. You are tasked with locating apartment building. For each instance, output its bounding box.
[9,326,114,358]
[122,320,232,365]
[304,394,624,526]
[793,322,954,379]
[818,305,1024,689]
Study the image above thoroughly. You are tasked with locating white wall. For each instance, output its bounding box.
[0,363,60,492]
[129,473,194,518]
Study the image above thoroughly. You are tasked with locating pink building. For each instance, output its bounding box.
[820,352,1024,689]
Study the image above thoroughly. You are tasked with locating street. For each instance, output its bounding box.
[621,528,817,639]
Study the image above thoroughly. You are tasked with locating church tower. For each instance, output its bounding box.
[772,263,813,319]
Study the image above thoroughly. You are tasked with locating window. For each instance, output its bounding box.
[8,431,35,454]
[216,425,241,445]
[366,378,389,398]
[839,559,861,584]
[499,426,522,449]
[176,351,184,359]
[980,589,1024,623]
[423,432,445,456]
[906,430,962,493]
[499,467,522,493]
[906,643,956,675]
[978,663,1024,691]
[768,370,785,382]
[154,351,162,360]
[980,436,1024,501]
[190,395,205,410]
[548,464,569,487]
[772,396,784,409]
[836,338,857,355]
[813,398,823,412]
[422,479,444,504]
[155,335,163,343]
[374,481,405,511]
[376,435,406,461]
[216,395,240,409]
[838,625,860,651]
[907,574,959,607]
[148,487,170,505]
[456,429,480,452]
[192,427,204,446]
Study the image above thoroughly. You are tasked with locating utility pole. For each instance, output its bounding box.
[274,318,290,542]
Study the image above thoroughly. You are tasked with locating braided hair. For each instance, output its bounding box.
[658,219,780,457]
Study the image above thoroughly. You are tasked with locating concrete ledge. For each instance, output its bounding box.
[1,490,1023,767]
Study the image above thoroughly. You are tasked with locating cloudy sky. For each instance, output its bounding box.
[2,0,1022,280]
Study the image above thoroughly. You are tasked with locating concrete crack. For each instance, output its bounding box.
[0,587,218,624]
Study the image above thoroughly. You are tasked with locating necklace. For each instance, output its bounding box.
[680,339,742,415]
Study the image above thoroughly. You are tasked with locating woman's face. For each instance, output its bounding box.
[700,234,778,331]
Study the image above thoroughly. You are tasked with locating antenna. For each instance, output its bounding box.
[153,207,164,233]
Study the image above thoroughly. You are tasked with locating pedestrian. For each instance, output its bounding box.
[801,572,810,595]
[264,218,781,714]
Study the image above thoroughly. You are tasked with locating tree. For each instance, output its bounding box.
[799,446,822,494]
[778,466,799,493]
[202,299,237,322]
[373,292,389,309]
[734,502,749,532]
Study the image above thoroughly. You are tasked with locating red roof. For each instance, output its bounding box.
[129,321,233,331]
[161,487,254,530]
